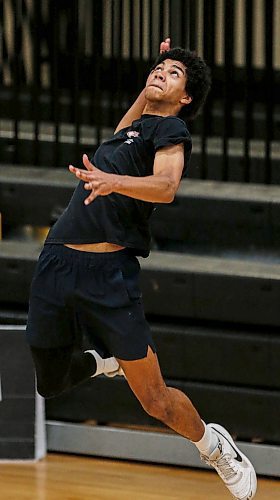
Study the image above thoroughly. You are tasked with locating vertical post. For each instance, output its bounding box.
[50,0,59,167]
[111,0,117,126]
[148,0,153,60]
[222,0,235,181]
[244,0,253,182]
[188,0,197,52]
[32,0,41,166]
[0,0,4,84]
[136,0,144,93]
[72,0,80,166]
[0,0,5,162]
[159,0,164,42]
[186,0,196,140]
[169,0,183,46]
[115,0,123,128]
[92,0,103,146]
[12,0,22,164]
[167,0,172,42]
[201,0,215,180]
[264,0,274,184]
[184,0,191,50]
[129,0,134,60]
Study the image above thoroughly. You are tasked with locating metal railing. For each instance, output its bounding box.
[0,0,279,183]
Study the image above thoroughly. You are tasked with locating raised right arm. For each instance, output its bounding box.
[114,38,171,134]
[114,88,147,134]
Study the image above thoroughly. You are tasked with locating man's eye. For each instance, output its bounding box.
[155,67,163,71]
[171,70,179,77]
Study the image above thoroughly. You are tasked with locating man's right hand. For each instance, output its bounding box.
[160,37,171,53]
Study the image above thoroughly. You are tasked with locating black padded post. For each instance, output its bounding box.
[0,326,46,459]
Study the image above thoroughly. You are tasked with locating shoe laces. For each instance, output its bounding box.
[203,453,239,481]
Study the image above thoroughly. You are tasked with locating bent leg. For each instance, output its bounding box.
[30,345,96,398]
[117,347,204,441]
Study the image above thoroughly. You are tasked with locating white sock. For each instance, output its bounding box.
[192,421,219,455]
[85,350,119,377]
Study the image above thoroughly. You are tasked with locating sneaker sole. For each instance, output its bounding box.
[209,423,257,499]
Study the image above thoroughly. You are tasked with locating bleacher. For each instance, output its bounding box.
[1,167,280,449]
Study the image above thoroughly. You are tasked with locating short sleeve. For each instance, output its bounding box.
[153,116,191,151]
[153,116,192,175]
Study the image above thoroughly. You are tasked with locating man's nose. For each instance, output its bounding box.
[155,71,165,81]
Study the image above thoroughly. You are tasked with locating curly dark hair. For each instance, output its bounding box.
[150,48,211,120]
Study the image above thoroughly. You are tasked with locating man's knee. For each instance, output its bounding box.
[30,345,73,398]
[36,379,66,399]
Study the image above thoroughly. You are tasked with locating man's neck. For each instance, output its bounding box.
[143,102,180,117]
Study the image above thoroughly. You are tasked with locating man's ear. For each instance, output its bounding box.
[180,95,192,106]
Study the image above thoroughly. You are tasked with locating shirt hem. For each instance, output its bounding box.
[45,239,150,257]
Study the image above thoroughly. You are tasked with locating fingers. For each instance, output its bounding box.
[68,155,111,205]
[160,37,171,53]
[69,170,99,204]
[69,164,78,175]
[82,181,97,205]
[83,153,95,171]
[84,190,97,205]
[69,164,92,181]
[68,154,94,177]
[164,37,171,48]
[69,164,83,181]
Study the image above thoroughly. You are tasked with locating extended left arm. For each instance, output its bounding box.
[69,144,184,205]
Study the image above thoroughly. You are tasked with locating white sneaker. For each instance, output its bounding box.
[200,423,257,499]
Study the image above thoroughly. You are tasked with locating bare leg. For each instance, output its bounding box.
[117,347,204,441]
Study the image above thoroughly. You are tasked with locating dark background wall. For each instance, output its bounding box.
[0,0,280,448]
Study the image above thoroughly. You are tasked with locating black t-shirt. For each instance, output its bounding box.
[46,114,192,257]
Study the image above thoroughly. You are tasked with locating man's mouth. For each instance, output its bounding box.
[149,83,163,91]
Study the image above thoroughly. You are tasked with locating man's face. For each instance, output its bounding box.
[145,58,189,107]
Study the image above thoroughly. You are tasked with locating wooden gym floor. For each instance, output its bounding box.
[1,453,280,500]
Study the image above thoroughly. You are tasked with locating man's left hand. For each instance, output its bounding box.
[69,154,115,205]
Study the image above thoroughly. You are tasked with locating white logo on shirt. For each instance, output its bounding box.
[127,131,140,138]
[124,130,140,144]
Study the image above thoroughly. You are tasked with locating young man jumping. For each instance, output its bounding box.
[26,39,257,499]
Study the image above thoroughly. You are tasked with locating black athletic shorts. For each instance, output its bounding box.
[26,244,156,360]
